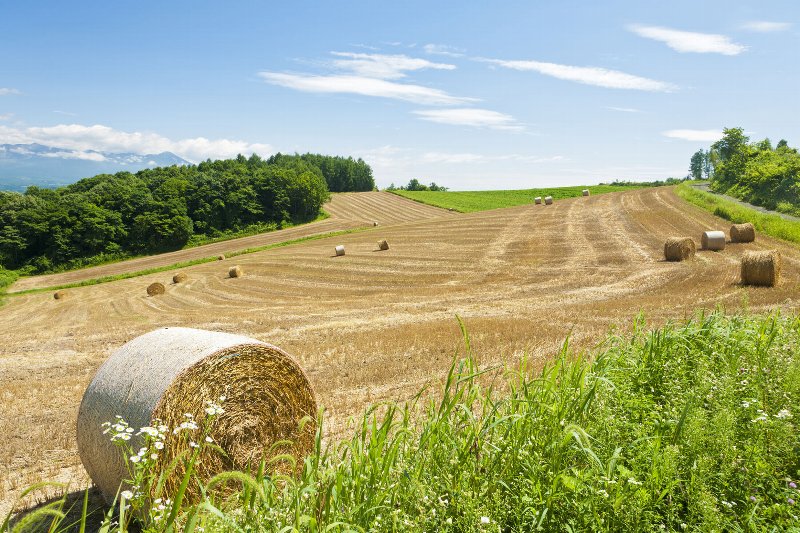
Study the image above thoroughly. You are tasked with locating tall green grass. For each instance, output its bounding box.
[7,312,800,531]
[676,182,800,245]
[393,184,643,213]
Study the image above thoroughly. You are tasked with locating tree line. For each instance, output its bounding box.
[386,179,448,191]
[691,127,800,216]
[0,153,375,273]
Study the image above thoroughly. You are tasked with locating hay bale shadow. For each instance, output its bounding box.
[8,487,110,533]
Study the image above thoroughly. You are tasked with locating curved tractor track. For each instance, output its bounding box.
[9,191,456,292]
[2,187,799,510]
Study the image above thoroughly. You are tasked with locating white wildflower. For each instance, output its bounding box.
[480,516,490,524]
[205,436,214,443]
[154,441,164,450]
[776,409,792,419]
[121,490,133,500]
[129,455,141,463]
[627,477,642,486]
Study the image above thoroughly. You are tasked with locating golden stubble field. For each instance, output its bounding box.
[2,187,799,513]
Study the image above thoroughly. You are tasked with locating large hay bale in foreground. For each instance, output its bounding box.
[53,290,67,300]
[582,189,590,197]
[172,272,188,284]
[701,231,726,251]
[664,237,695,262]
[146,282,165,296]
[534,196,542,205]
[77,327,317,502]
[335,245,345,256]
[741,250,781,287]
[228,265,243,278]
[544,196,553,205]
[377,239,389,251]
[730,222,755,243]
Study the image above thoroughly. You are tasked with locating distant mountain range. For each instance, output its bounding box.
[0,143,190,192]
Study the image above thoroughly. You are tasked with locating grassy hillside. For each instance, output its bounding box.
[14,312,800,531]
[392,184,643,213]
[676,182,800,245]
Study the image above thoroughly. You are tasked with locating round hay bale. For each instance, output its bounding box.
[53,290,67,300]
[335,245,345,256]
[228,265,243,278]
[701,230,726,251]
[544,196,553,205]
[217,254,226,261]
[172,272,188,284]
[730,222,755,243]
[534,196,542,205]
[664,237,695,262]
[377,239,389,251]
[373,221,379,227]
[77,327,317,502]
[146,282,165,296]
[741,250,781,287]
[582,189,590,197]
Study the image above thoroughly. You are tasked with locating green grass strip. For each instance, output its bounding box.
[392,184,644,213]
[4,227,368,297]
[675,182,800,245]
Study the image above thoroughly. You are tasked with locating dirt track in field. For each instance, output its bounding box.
[2,186,799,511]
[9,191,455,292]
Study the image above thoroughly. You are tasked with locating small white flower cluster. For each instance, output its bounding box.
[776,409,792,419]
[102,416,135,441]
[173,413,200,434]
[150,497,173,523]
[751,410,769,423]
[204,396,226,417]
[627,477,642,486]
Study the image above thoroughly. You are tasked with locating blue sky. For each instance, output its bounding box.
[1,1,798,189]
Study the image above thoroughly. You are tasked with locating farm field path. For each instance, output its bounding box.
[9,191,455,292]
[2,186,800,511]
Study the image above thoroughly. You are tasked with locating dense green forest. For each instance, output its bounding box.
[266,153,374,192]
[693,127,800,216]
[0,153,374,274]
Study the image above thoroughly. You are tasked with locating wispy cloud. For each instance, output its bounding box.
[0,123,273,162]
[422,151,563,164]
[53,110,78,116]
[330,52,455,79]
[413,108,523,130]
[260,72,474,106]
[741,21,792,32]
[423,44,465,57]
[0,113,12,121]
[628,25,746,55]
[0,88,21,96]
[605,106,641,113]
[663,129,722,142]
[481,58,676,91]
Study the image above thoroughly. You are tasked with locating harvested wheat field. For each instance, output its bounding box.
[2,186,800,512]
[9,191,456,292]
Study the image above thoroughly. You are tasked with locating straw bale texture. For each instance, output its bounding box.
[544,196,553,205]
[77,327,317,502]
[730,223,755,243]
[741,250,781,287]
[664,237,695,262]
[228,265,243,278]
[377,239,389,251]
[147,282,165,296]
[172,272,188,284]
[335,245,345,256]
[53,290,66,300]
[582,189,590,197]
[534,197,542,205]
[701,231,726,251]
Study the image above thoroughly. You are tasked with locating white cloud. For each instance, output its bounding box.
[663,129,722,142]
[628,25,746,55]
[0,113,12,121]
[742,21,792,32]
[423,44,465,57]
[330,52,455,79]
[422,152,564,164]
[413,108,523,130]
[0,123,273,162]
[0,88,21,96]
[481,58,676,91]
[40,150,107,162]
[260,72,474,106]
[605,106,641,113]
